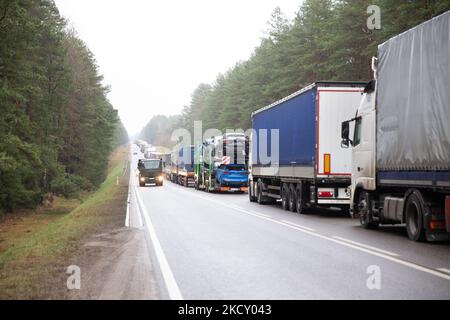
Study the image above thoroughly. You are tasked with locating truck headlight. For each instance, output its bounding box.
[157,176,164,182]
[140,177,145,182]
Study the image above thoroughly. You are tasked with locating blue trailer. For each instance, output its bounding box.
[248,81,365,213]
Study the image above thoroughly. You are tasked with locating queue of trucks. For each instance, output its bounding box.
[136,11,450,242]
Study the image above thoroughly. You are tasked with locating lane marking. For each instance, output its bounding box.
[134,184,183,300]
[332,236,400,257]
[133,188,144,228]
[225,204,272,219]
[438,268,450,275]
[251,212,272,219]
[125,187,131,227]
[173,186,450,282]
[280,220,316,232]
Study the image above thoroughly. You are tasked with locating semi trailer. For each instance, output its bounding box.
[170,145,195,187]
[248,81,366,213]
[195,133,249,193]
[341,11,450,242]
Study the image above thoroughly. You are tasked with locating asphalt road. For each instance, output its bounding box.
[130,146,450,300]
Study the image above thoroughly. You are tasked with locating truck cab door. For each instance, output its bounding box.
[352,92,376,193]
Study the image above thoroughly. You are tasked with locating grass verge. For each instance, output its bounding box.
[0,146,129,299]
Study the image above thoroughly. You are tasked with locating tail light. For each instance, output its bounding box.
[318,191,334,198]
[429,220,446,231]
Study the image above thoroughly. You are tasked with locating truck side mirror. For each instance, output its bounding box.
[364,80,376,93]
[341,121,350,140]
[341,121,351,149]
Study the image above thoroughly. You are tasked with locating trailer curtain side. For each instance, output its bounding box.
[377,11,450,172]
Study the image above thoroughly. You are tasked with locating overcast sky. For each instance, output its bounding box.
[55,0,302,136]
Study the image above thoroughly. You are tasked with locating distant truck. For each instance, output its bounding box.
[195,133,249,193]
[138,159,164,187]
[144,147,157,159]
[341,11,450,242]
[248,81,365,213]
[170,145,195,187]
[161,153,172,179]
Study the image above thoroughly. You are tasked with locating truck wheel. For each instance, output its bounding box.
[256,180,267,205]
[249,181,257,202]
[281,184,290,211]
[405,192,427,242]
[289,184,297,212]
[139,182,145,187]
[358,191,379,229]
[296,184,306,215]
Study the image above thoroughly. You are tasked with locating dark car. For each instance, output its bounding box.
[138,159,164,187]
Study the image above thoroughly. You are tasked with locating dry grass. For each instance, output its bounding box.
[0,145,130,299]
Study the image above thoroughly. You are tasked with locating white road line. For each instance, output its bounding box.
[438,268,450,275]
[134,185,183,300]
[133,188,144,228]
[225,204,272,219]
[125,188,131,227]
[251,212,272,219]
[175,187,450,282]
[332,236,400,257]
[280,220,316,232]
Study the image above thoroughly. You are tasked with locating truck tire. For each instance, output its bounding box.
[249,181,257,202]
[289,184,297,212]
[257,181,266,205]
[206,181,214,193]
[358,191,379,229]
[139,182,145,187]
[281,184,290,211]
[296,184,306,215]
[405,191,427,242]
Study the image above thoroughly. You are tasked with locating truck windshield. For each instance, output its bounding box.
[142,160,161,169]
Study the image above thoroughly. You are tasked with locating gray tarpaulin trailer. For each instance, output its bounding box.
[342,10,450,242]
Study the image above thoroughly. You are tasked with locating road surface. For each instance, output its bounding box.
[129,146,450,300]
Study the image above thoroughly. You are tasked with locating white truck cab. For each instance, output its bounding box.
[342,58,378,216]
